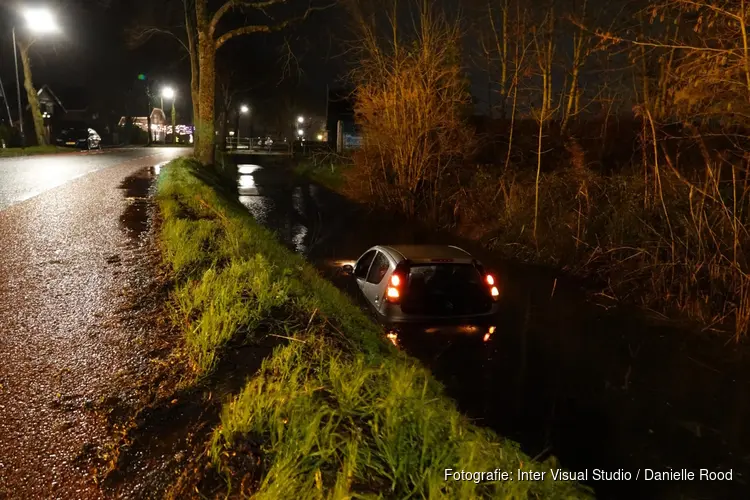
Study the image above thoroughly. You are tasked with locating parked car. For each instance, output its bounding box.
[342,245,500,328]
[56,126,101,150]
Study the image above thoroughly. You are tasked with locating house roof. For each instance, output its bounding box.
[36,85,66,112]
[37,85,89,112]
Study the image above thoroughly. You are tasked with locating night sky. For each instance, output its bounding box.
[0,0,525,130]
[0,0,355,126]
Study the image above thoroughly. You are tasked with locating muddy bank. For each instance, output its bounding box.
[232,158,750,499]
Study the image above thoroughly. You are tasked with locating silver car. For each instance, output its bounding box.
[343,245,501,326]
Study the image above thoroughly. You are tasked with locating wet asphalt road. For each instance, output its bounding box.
[0,148,175,211]
[0,147,188,498]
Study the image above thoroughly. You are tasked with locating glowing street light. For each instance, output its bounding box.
[23,7,61,34]
[297,129,304,136]
[317,134,323,141]
[297,115,304,124]
[240,104,249,114]
[161,86,176,144]
[161,86,175,100]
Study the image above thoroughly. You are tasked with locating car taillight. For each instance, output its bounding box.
[485,273,499,300]
[386,273,403,302]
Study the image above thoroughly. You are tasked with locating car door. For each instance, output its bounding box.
[353,250,377,295]
[363,251,391,315]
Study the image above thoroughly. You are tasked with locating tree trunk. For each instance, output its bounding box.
[185,0,200,151]
[195,29,216,164]
[19,41,46,146]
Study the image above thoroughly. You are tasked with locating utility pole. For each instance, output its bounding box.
[146,86,152,146]
[0,74,12,128]
[12,27,25,147]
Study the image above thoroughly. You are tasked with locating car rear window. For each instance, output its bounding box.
[400,264,492,316]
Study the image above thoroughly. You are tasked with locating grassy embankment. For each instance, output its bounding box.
[156,157,590,498]
[0,145,76,157]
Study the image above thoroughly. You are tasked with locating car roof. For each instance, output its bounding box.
[379,244,475,264]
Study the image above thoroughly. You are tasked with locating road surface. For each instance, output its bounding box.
[0,148,184,211]
[0,147,188,498]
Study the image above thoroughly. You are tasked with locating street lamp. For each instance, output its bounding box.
[13,7,61,147]
[23,8,61,34]
[236,105,249,149]
[297,115,304,124]
[161,86,176,144]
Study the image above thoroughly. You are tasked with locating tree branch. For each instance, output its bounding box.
[210,0,290,36]
[127,26,190,53]
[214,2,333,49]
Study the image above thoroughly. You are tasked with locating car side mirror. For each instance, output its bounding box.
[342,264,354,275]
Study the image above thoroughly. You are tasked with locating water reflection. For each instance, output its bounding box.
[386,331,399,347]
[238,174,258,195]
[238,164,262,175]
[237,165,310,255]
[152,161,168,176]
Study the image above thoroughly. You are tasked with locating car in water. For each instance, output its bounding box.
[342,245,500,331]
[56,126,101,150]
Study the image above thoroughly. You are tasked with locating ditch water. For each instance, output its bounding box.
[235,158,750,499]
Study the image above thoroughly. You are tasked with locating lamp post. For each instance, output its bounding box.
[292,116,304,155]
[13,7,60,148]
[12,28,24,147]
[237,105,249,149]
[162,86,176,144]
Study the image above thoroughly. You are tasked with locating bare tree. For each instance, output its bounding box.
[127,0,200,150]
[193,0,330,165]
[17,38,47,146]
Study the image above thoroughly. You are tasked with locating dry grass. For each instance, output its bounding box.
[454,152,750,340]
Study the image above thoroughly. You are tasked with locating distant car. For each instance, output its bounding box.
[56,127,101,150]
[342,245,501,326]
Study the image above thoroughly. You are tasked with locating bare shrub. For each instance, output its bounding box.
[349,0,474,218]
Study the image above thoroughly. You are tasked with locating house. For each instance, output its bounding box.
[118,109,193,143]
[36,85,102,143]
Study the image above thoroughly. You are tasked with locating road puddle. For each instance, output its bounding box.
[118,165,162,241]
[233,159,750,499]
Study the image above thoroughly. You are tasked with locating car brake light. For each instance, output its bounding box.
[485,274,495,286]
[386,272,404,302]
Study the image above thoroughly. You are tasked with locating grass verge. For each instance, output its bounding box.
[156,157,591,498]
[0,145,76,157]
[294,152,350,191]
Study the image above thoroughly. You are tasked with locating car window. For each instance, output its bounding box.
[400,264,491,316]
[354,250,376,279]
[366,252,390,284]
